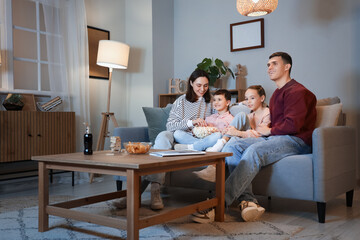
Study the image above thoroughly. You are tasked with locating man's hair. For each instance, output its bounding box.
[186,69,211,103]
[269,52,292,75]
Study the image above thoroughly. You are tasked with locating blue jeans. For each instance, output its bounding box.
[173,130,222,151]
[223,135,311,205]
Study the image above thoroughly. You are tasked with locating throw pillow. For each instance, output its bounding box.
[315,103,342,128]
[316,96,340,106]
[229,102,250,116]
[142,104,172,144]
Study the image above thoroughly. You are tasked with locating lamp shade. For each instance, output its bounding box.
[96,40,130,69]
[237,0,278,17]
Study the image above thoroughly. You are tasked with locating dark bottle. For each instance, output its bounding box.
[84,123,93,155]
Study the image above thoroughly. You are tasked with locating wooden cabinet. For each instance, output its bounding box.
[158,89,246,107]
[0,111,75,163]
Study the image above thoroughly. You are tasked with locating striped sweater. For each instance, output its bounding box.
[166,94,212,132]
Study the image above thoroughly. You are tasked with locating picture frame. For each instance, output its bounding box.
[87,26,110,79]
[230,18,264,52]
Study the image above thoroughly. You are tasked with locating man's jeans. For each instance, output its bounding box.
[223,135,311,205]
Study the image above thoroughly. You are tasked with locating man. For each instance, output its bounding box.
[192,52,317,223]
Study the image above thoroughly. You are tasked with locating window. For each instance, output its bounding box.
[1,0,56,94]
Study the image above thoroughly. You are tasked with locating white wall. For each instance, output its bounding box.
[173,0,360,179]
[85,0,154,148]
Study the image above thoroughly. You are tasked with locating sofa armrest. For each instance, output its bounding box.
[113,126,150,148]
[312,126,356,201]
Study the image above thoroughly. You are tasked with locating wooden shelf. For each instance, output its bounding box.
[158,89,245,108]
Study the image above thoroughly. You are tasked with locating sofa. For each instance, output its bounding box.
[113,97,357,223]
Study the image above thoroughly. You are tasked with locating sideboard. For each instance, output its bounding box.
[0,111,75,181]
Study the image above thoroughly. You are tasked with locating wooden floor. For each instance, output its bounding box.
[1,173,359,239]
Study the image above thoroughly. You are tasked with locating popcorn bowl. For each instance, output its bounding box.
[123,142,152,154]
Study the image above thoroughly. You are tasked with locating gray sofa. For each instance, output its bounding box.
[113,97,357,223]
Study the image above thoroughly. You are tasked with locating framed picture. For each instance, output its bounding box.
[87,26,110,79]
[230,18,264,52]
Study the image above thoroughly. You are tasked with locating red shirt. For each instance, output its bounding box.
[269,79,317,146]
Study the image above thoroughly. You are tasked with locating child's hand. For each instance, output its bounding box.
[256,125,271,136]
[222,126,238,135]
[244,129,261,138]
[192,118,207,127]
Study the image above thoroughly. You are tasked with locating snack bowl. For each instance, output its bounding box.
[123,142,152,154]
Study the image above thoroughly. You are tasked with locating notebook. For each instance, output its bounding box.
[149,150,206,157]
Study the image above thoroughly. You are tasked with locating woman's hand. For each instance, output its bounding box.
[192,118,207,127]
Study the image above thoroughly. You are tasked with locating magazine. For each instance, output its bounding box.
[149,150,206,157]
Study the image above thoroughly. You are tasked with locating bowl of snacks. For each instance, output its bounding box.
[124,142,152,154]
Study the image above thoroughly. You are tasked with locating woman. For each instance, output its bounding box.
[113,69,212,210]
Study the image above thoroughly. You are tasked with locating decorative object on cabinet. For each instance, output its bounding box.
[196,58,234,86]
[36,96,62,112]
[2,93,24,111]
[236,0,278,17]
[235,64,248,91]
[230,18,264,52]
[88,26,110,79]
[168,78,188,94]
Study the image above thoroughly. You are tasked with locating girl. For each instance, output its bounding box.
[194,85,270,181]
[173,89,234,151]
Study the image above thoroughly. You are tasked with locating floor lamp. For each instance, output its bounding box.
[95,40,130,153]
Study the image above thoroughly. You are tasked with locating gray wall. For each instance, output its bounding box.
[173,0,360,179]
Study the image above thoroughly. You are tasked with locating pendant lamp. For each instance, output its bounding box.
[237,0,278,17]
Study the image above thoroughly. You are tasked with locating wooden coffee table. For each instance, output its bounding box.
[32,150,232,240]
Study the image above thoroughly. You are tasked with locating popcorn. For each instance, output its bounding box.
[192,126,219,138]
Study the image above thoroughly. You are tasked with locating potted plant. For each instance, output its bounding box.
[196,58,235,87]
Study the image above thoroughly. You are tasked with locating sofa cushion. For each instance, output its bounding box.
[315,103,342,128]
[143,104,172,144]
[316,96,340,106]
[229,102,250,116]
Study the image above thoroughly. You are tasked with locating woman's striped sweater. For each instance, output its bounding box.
[166,94,212,132]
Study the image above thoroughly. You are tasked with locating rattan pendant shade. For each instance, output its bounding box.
[237,0,278,17]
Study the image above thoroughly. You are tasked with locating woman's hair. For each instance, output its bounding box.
[247,85,267,106]
[214,89,232,110]
[186,69,211,103]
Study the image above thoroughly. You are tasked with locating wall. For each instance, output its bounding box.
[173,0,360,179]
[85,0,155,148]
[152,0,174,107]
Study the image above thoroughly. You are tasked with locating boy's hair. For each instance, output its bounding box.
[213,89,232,101]
[213,89,232,111]
[186,69,211,103]
[269,52,292,75]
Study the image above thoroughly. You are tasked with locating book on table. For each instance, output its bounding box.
[149,150,206,157]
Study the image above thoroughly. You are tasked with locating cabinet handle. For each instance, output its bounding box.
[28,134,32,137]
[37,134,41,137]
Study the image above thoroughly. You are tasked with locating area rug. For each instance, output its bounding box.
[0,198,303,240]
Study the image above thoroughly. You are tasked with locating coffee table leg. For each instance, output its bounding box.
[127,169,140,240]
[38,162,49,232]
[215,158,225,222]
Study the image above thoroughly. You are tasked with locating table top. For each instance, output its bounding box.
[31,150,232,170]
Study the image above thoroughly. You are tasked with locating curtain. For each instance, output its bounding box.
[39,0,91,183]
